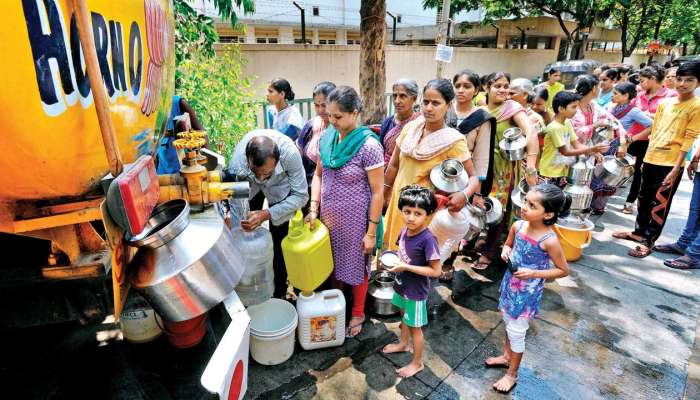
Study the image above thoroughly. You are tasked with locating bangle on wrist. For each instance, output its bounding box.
[368,218,379,225]
[365,233,376,238]
[383,183,393,189]
[310,200,319,204]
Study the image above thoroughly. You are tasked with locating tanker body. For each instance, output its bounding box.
[0,0,175,327]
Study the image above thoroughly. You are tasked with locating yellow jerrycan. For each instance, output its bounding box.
[282,210,334,293]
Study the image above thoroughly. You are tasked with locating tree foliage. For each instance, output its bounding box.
[177,49,258,159]
[174,0,257,156]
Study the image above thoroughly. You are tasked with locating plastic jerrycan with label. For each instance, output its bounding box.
[281,210,333,293]
[297,289,346,350]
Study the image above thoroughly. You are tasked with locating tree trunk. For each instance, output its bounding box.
[359,0,387,125]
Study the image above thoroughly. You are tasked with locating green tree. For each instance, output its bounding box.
[174,0,257,156]
[658,0,700,55]
[423,0,616,59]
[609,0,659,61]
[177,49,258,158]
[360,0,387,124]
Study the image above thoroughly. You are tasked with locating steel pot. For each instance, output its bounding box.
[591,124,614,145]
[564,183,593,211]
[463,204,486,241]
[594,155,634,187]
[128,199,245,322]
[567,156,595,185]
[510,177,545,218]
[430,159,469,193]
[499,127,528,161]
[482,196,503,226]
[369,271,399,316]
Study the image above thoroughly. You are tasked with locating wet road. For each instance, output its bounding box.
[1,180,699,399]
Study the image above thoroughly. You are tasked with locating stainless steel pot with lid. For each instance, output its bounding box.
[128,199,245,321]
[369,270,399,316]
[499,127,528,161]
[430,159,469,193]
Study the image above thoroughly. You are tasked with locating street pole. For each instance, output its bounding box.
[436,0,451,78]
[292,1,306,44]
[386,11,397,44]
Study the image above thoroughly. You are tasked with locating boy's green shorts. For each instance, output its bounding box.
[391,292,428,327]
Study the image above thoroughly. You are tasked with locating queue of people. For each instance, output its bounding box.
[222,61,700,392]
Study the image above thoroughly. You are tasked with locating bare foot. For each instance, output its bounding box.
[492,374,517,393]
[382,342,410,354]
[484,355,510,368]
[396,361,424,378]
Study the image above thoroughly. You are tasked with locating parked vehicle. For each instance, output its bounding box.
[542,60,602,89]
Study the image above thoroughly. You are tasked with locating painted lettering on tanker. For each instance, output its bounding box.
[22,0,144,117]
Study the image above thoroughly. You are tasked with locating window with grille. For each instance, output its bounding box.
[313,6,319,16]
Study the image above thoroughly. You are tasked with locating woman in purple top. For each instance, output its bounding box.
[379,79,421,165]
[306,86,384,338]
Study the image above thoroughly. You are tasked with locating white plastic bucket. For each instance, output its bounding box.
[247,298,298,365]
[120,305,162,343]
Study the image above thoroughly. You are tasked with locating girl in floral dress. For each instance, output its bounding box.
[485,184,571,394]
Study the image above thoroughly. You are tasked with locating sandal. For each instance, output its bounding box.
[664,256,700,270]
[652,243,684,255]
[471,256,491,271]
[629,245,652,258]
[612,231,642,243]
[439,265,454,282]
[346,316,365,338]
[622,203,634,214]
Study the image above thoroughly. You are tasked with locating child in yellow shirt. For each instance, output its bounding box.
[540,91,609,188]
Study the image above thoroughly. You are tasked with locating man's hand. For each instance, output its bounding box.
[241,210,270,231]
[662,167,681,188]
[688,161,698,180]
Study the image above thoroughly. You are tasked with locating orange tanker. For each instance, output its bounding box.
[0,0,175,327]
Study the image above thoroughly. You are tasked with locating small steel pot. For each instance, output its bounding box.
[591,125,614,145]
[499,127,528,161]
[567,156,595,185]
[369,271,399,316]
[510,177,545,219]
[430,159,469,193]
[564,183,594,210]
[463,204,486,241]
[482,196,503,226]
[594,155,634,187]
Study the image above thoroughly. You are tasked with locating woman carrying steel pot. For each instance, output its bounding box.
[383,79,481,268]
[474,72,539,271]
[570,74,627,215]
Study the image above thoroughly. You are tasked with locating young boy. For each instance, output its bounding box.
[540,91,609,188]
[615,60,700,258]
[382,185,441,378]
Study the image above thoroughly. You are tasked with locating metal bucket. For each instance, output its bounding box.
[128,199,245,321]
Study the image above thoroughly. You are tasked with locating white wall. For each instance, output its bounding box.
[225,44,556,100]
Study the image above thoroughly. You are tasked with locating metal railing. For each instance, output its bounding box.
[258,93,395,128]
